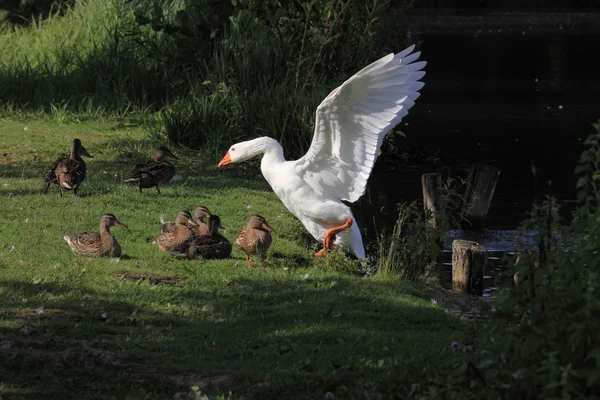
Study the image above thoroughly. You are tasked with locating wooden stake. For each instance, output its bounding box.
[462,164,500,229]
[422,173,443,229]
[452,240,487,295]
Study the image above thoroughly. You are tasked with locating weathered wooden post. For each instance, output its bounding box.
[461,164,501,229]
[452,240,487,295]
[422,173,443,229]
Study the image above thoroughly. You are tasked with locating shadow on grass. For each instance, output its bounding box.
[0,273,462,400]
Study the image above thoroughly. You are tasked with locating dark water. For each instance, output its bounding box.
[352,14,600,290]
[357,16,600,246]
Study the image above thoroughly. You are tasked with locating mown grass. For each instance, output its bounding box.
[0,119,464,399]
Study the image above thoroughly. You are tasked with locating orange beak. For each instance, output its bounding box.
[261,223,274,232]
[217,152,232,168]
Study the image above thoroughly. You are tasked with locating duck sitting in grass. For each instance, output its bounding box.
[156,210,197,254]
[234,215,274,268]
[44,138,93,197]
[64,214,128,257]
[188,215,231,259]
[191,206,212,236]
[124,146,178,193]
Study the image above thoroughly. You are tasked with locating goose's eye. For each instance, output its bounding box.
[231,147,235,152]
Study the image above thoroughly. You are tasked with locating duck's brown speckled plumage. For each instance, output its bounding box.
[189,215,231,259]
[156,210,197,254]
[64,214,127,257]
[234,215,274,268]
[124,146,178,193]
[191,206,212,236]
[44,138,93,197]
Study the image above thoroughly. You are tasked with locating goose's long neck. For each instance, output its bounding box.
[254,137,285,170]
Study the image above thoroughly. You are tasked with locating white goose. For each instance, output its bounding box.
[218,45,426,258]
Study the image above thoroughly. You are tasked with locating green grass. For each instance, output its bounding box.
[0,119,464,399]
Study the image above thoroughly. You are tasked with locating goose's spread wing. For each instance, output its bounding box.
[295,45,425,202]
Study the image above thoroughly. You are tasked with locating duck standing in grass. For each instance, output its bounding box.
[64,214,128,257]
[44,138,93,197]
[189,215,231,259]
[156,210,198,254]
[124,146,178,193]
[217,45,425,258]
[234,215,274,268]
[191,206,212,236]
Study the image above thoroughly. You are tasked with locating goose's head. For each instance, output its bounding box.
[217,137,281,167]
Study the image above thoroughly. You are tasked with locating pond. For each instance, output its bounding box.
[354,12,600,289]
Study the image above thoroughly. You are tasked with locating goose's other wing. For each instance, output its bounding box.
[295,45,426,203]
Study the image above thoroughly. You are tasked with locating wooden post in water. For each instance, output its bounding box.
[461,164,500,229]
[452,240,487,296]
[422,173,443,229]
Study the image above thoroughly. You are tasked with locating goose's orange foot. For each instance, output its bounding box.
[323,217,353,249]
[315,248,327,256]
[245,254,253,269]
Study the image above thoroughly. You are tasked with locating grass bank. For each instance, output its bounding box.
[0,119,464,399]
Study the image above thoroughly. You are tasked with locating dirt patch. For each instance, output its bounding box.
[9,305,82,321]
[115,272,185,285]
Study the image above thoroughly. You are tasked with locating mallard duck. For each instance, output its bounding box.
[64,214,128,257]
[191,206,212,236]
[188,215,231,259]
[124,146,178,193]
[217,45,425,258]
[156,210,198,254]
[234,215,274,268]
[44,138,93,197]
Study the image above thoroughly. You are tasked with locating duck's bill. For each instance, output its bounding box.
[217,152,231,168]
[81,147,93,158]
[187,219,199,227]
[262,223,274,232]
[115,221,129,229]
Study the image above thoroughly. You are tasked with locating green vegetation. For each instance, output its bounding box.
[0,121,462,399]
[2,0,599,399]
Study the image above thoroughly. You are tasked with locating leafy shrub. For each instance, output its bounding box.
[421,123,600,400]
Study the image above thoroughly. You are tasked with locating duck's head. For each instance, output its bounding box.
[175,210,198,226]
[155,146,178,161]
[217,137,280,167]
[247,214,274,232]
[194,206,212,220]
[73,138,93,158]
[207,215,224,233]
[100,214,128,229]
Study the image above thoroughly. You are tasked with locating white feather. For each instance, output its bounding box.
[219,45,426,258]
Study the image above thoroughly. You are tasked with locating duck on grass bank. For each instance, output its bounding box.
[234,215,274,268]
[64,214,128,257]
[156,210,197,254]
[44,138,93,197]
[124,146,178,193]
[191,206,212,236]
[218,45,425,258]
[189,215,231,260]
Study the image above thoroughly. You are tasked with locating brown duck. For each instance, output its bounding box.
[64,214,128,257]
[44,138,93,197]
[156,210,198,254]
[234,215,274,268]
[191,206,212,236]
[124,146,178,193]
[188,215,231,259]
